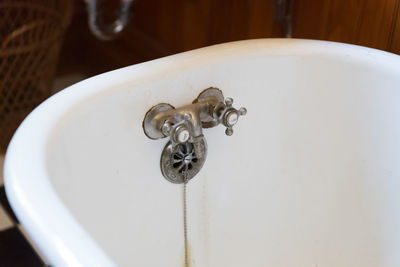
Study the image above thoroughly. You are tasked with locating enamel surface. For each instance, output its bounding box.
[4,39,400,266]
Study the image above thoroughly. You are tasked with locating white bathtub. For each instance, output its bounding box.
[4,39,400,266]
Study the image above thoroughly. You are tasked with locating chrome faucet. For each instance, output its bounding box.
[143,88,247,183]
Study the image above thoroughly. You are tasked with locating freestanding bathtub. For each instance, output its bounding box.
[4,39,400,267]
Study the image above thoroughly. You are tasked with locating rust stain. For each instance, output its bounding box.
[182,243,192,267]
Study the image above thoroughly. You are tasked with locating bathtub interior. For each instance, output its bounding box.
[46,44,400,266]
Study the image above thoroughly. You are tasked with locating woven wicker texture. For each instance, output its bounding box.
[0,0,73,153]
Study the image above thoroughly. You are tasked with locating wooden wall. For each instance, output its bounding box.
[390,1,400,53]
[58,0,400,76]
[292,0,399,51]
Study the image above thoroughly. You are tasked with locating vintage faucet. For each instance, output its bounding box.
[143,88,247,183]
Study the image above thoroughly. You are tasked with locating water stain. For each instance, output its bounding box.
[182,243,192,267]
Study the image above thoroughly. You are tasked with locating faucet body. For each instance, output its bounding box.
[143,88,246,146]
[149,96,219,140]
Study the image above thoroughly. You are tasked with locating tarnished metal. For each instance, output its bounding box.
[143,87,246,183]
[160,140,207,184]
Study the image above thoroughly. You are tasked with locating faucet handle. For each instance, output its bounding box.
[162,113,194,147]
[219,97,247,136]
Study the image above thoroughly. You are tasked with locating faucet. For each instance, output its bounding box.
[143,87,246,183]
[143,88,246,156]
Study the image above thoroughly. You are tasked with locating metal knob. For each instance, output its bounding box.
[220,97,247,136]
[173,125,190,143]
[162,112,195,149]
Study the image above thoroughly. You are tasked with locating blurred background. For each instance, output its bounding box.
[62,0,400,75]
[0,0,400,265]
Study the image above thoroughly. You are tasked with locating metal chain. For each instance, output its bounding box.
[183,170,189,267]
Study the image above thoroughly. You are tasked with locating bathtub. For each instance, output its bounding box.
[4,39,400,266]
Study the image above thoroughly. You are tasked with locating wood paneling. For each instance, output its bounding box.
[128,0,281,52]
[292,0,398,50]
[389,0,400,53]
[57,0,400,77]
[58,0,283,75]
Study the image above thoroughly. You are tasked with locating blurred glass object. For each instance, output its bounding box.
[273,0,294,38]
[84,0,134,41]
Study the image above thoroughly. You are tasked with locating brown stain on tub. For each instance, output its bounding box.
[182,243,193,267]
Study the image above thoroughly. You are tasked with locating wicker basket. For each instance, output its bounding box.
[0,0,73,153]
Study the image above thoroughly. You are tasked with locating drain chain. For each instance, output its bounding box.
[183,170,189,267]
